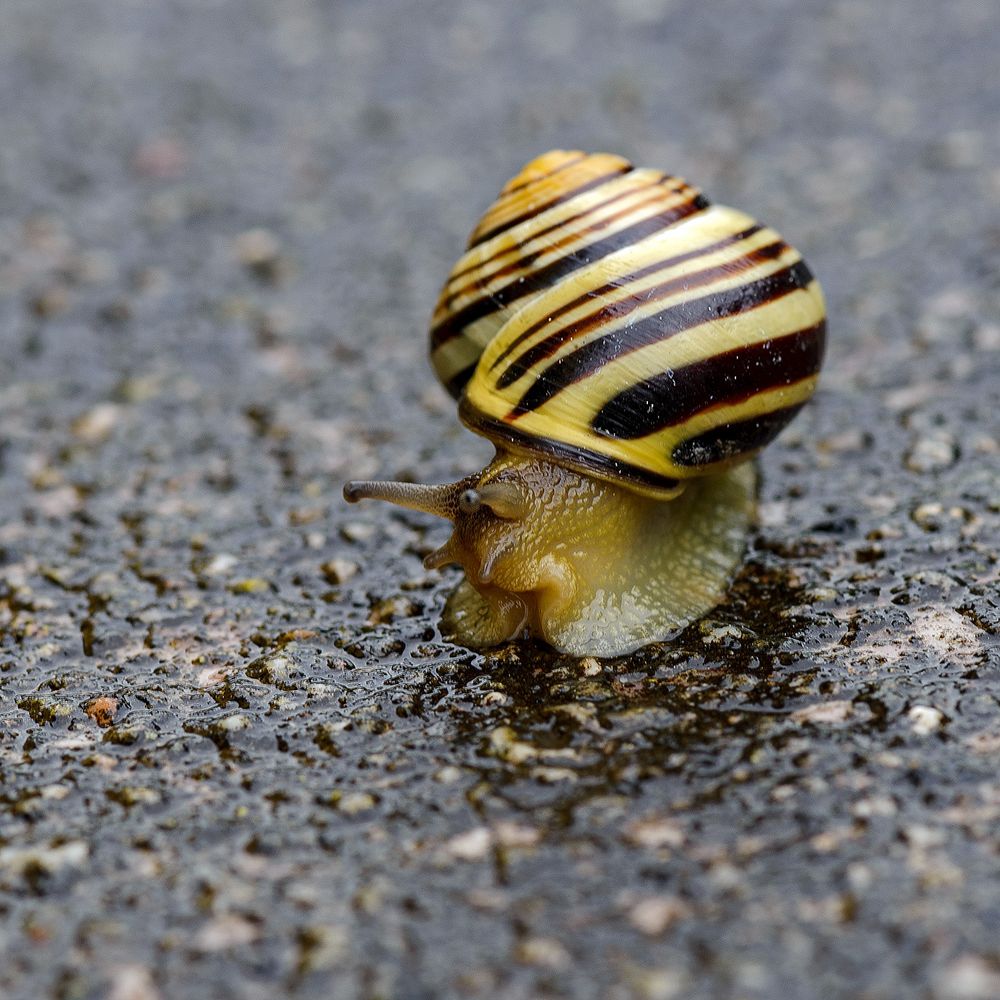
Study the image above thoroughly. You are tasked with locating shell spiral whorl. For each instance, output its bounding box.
[430,150,826,499]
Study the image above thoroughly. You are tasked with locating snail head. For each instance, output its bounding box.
[343,459,533,587]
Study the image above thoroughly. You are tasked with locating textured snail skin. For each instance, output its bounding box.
[441,452,755,657]
[344,150,825,656]
[345,450,754,657]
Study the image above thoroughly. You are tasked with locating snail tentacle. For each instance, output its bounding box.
[343,478,467,520]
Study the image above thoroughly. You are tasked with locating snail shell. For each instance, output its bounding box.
[431,150,825,498]
[346,151,826,656]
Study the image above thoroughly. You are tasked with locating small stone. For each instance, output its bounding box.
[215,714,250,733]
[908,705,945,735]
[817,427,870,453]
[195,914,260,951]
[885,382,937,412]
[493,822,541,849]
[234,228,286,283]
[30,463,65,490]
[289,507,324,526]
[245,653,292,685]
[108,786,161,807]
[965,732,1000,755]
[707,861,744,890]
[627,966,686,1000]
[351,878,387,913]
[196,665,229,687]
[791,700,855,725]
[84,696,119,727]
[851,795,897,818]
[552,702,596,726]
[295,925,348,974]
[444,827,493,861]
[39,785,71,800]
[846,863,873,892]
[904,824,947,850]
[367,595,417,624]
[337,792,377,815]
[107,964,161,1000]
[202,553,238,576]
[0,840,89,876]
[488,726,538,764]
[228,578,272,594]
[905,433,958,473]
[809,827,857,853]
[911,503,946,531]
[623,816,685,850]
[118,372,165,402]
[626,895,692,935]
[933,954,1000,1000]
[529,765,578,783]
[72,402,122,443]
[701,623,744,644]
[340,521,376,543]
[515,936,570,971]
[757,500,789,528]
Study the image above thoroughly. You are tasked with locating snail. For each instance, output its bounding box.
[344,150,826,657]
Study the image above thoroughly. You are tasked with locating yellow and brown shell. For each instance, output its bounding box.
[429,150,826,498]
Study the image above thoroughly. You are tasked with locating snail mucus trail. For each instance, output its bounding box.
[344,150,826,657]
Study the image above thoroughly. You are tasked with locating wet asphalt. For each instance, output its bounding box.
[0,1,998,998]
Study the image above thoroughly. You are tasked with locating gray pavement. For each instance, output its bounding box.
[0,1,998,998]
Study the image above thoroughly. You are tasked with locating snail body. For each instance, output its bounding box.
[345,151,826,656]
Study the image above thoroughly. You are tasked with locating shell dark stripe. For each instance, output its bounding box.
[508,259,816,418]
[430,193,708,351]
[443,174,680,293]
[443,179,686,306]
[430,168,703,339]
[464,151,632,248]
[591,320,826,440]
[433,176,703,319]
[670,403,807,468]
[486,224,764,376]
[467,164,635,249]
[445,361,479,398]
[457,398,683,497]
[495,236,788,393]
[468,155,631,245]
[498,150,587,198]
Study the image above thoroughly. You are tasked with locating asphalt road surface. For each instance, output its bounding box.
[1,2,998,998]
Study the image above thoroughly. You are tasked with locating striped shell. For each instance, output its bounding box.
[430,151,826,498]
